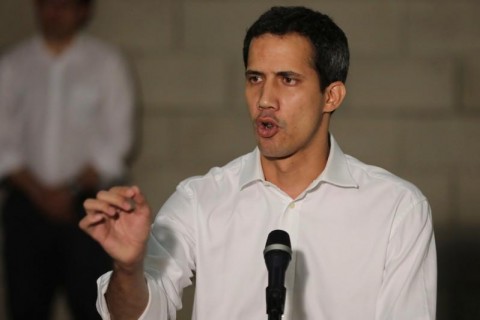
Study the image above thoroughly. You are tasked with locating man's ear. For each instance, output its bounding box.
[323,81,346,113]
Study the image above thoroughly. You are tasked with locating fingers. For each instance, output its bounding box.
[99,186,140,211]
[83,197,116,216]
[80,185,147,232]
[83,185,144,216]
[126,197,136,212]
[111,185,148,212]
[78,209,106,230]
[130,185,147,207]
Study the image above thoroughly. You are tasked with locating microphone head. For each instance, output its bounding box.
[264,230,291,316]
[264,229,292,257]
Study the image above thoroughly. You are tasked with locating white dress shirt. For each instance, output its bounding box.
[97,136,437,320]
[0,34,134,186]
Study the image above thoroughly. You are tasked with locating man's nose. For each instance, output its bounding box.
[258,80,278,110]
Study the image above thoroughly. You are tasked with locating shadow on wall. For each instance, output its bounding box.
[436,228,480,319]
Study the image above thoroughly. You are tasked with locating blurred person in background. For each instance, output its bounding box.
[0,0,135,319]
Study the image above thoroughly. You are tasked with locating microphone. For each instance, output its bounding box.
[264,230,292,320]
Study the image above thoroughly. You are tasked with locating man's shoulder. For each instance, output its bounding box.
[0,37,37,64]
[345,154,426,201]
[177,151,255,193]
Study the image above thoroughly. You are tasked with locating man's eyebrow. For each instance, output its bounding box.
[245,70,303,78]
[277,71,302,78]
[245,70,263,77]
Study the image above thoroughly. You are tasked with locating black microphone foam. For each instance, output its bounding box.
[265,229,291,249]
[264,230,292,319]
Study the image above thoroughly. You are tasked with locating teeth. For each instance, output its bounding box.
[263,122,273,129]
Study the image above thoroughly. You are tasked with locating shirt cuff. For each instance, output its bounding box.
[138,273,170,320]
[96,271,169,320]
[96,271,113,320]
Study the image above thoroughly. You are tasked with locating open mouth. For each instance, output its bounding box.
[256,119,279,138]
[262,121,274,129]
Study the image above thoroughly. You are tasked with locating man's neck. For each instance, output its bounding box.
[42,34,77,56]
[261,135,330,199]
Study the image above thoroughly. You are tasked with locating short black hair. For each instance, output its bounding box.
[243,6,349,92]
[37,0,94,7]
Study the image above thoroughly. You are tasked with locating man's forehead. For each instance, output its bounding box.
[249,33,314,55]
[247,34,315,69]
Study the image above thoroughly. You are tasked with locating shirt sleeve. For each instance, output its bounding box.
[141,181,197,319]
[95,182,197,319]
[375,198,437,319]
[88,50,135,184]
[0,54,24,181]
[96,271,171,320]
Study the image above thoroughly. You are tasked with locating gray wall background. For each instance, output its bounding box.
[1,0,479,319]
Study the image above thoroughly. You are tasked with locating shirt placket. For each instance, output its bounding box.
[43,61,64,183]
[278,198,301,320]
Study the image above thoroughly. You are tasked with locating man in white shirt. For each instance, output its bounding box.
[80,6,436,320]
[0,0,134,319]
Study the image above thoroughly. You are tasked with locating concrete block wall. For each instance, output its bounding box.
[1,1,480,319]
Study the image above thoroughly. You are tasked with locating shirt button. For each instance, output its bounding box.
[289,202,295,209]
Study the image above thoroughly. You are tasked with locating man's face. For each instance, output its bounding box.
[245,33,328,159]
[36,0,89,40]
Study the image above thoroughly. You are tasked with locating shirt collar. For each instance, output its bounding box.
[33,32,85,62]
[317,135,359,188]
[239,148,264,189]
[239,134,359,190]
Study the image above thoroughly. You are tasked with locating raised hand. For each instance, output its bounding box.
[79,185,152,271]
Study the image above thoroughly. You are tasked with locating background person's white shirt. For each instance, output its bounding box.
[97,136,437,320]
[0,34,134,186]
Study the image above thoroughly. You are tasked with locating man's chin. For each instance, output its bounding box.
[258,146,293,161]
[42,26,78,41]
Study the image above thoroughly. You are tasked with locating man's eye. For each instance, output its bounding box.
[283,77,297,85]
[248,75,262,84]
